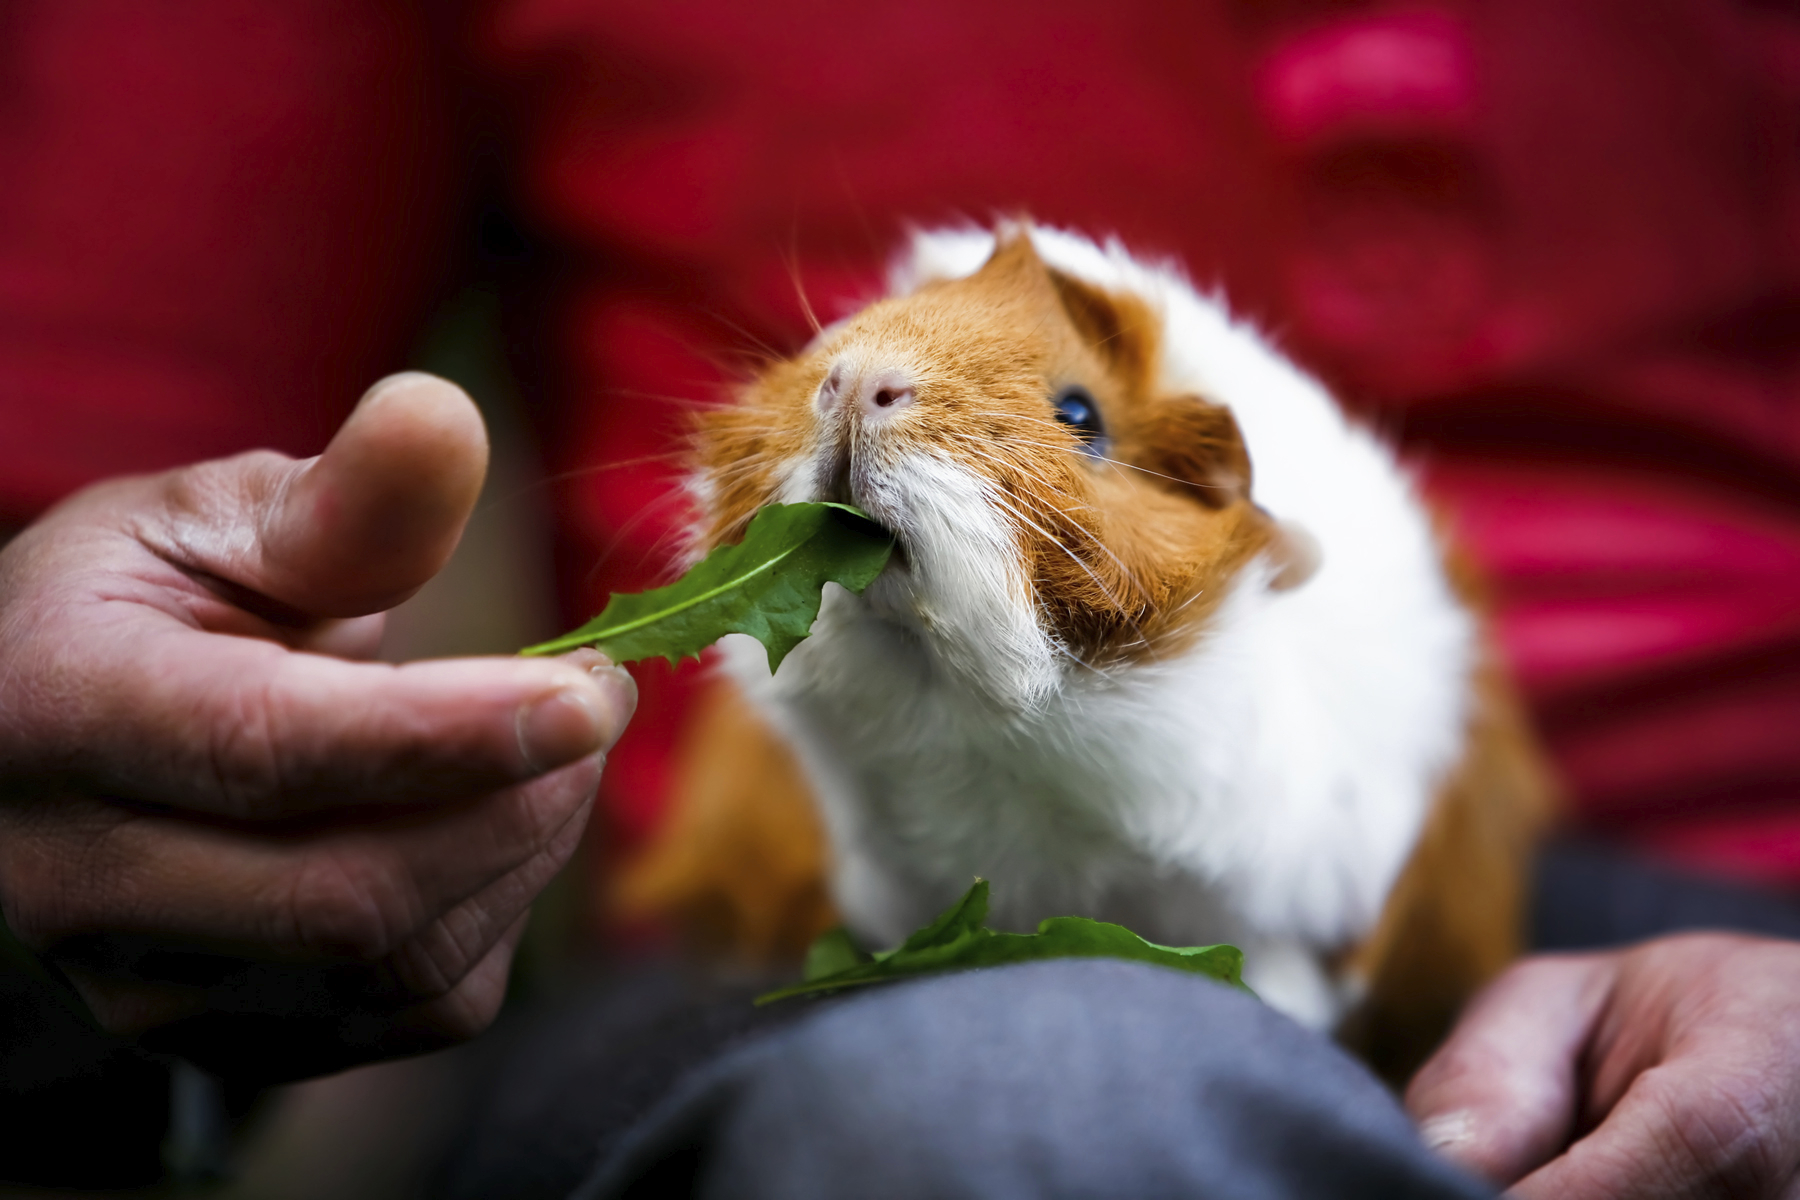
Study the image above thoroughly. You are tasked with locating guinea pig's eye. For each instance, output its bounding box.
[1053,386,1108,458]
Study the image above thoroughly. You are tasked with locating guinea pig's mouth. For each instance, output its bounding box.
[818,448,911,571]
[828,501,910,572]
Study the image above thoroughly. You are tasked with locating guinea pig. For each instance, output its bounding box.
[624,223,1552,1075]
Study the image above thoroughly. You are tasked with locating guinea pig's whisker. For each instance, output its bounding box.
[1055,641,1106,673]
[704,458,776,488]
[941,437,1084,501]
[1100,458,1234,496]
[1167,589,1207,617]
[986,437,1081,454]
[988,449,1231,636]
[520,450,691,499]
[689,308,793,367]
[621,526,699,589]
[999,432,1232,496]
[584,485,703,586]
[780,244,825,337]
[943,437,1157,618]
[944,440,1062,493]
[968,411,1073,433]
[598,386,745,414]
[962,415,1236,498]
[975,454,1153,603]
[1020,499,1157,619]
[704,437,793,461]
[702,447,811,494]
[986,492,1150,651]
[1067,531,1152,610]
[500,450,693,530]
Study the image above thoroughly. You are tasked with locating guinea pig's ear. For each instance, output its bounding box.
[1266,519,1322,591]
[1046,268,1157,390]
[975,231,1158,388]
[1134,395,1254,509]
[1132,397,1323,588]
[975,226,1052,288]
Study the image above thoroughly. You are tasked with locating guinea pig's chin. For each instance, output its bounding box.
[855,561,920,628]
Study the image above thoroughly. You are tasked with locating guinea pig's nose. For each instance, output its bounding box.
[818,358,916,421]
[854,367,916,420]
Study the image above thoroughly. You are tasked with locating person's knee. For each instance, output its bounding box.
[710,960,1273,1196]
[602,959,1490,1199]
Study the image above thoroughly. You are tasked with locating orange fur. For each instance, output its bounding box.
[1338,651,1556,1081]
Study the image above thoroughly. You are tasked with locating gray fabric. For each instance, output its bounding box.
[579,960,1494,1200]
[434,967,803,1200]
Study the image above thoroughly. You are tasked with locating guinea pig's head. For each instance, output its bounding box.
[692,231,1291,708]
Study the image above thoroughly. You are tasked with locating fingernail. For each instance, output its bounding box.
[1418,1109,1478,1154]
[516,686,606,775]
[589,664,638,748]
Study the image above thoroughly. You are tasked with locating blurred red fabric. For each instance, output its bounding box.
[6,0,1800,883]
[0,2,466,521]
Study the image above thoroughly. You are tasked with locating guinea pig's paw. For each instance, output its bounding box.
[1268,519,1322,592]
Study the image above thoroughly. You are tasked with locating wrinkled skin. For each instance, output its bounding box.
[0,374,635,1082]
[1409,934,1800,1200]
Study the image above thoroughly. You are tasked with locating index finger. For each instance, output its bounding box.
[1406,955,1612,1185]
[36,623,635,817]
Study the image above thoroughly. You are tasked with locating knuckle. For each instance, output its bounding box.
[387,907,487,1001]
[1643,1069,1786,1196]
[502,782,568,853]
[158,451,289,526]
[420,948,514,1042]
[511,759,602,845]
[282,851,415,962]
[202,675,287,815]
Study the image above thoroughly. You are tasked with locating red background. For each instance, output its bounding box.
[7,0,1800,881]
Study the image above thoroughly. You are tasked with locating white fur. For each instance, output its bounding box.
[719,227,1473,1026]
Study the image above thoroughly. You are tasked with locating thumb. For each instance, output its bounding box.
[156,372,488,618]
[1404,955,1612,1185]
[260,372,488,616]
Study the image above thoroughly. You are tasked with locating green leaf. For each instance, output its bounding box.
[757,880,1253,1005]
[802,927,872,981]
[889,875,991,955]
[520,502,895,670]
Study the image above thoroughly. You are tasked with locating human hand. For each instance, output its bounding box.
[0,373,635,1082]
[1407,933,1800,1198]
